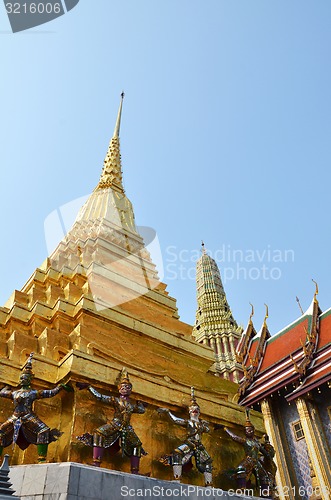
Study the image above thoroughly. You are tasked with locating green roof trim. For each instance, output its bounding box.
[320,307,331,320]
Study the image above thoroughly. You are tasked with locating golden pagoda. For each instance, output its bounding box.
[0,95,263,485]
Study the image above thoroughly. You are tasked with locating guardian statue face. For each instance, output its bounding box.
[244,425,255,438]
[189,404,200,418]
[19,373,32,387]
[119,382,132,397]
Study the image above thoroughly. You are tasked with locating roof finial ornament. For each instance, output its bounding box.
[201,241,206,255]
[296,296,304,315]
[264,303,269,325]
[312,279,318,303]
[249,303,254,321]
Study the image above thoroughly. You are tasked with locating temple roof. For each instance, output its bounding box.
[237,288,330,406]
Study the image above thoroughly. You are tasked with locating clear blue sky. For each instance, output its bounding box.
[1,1,331,334]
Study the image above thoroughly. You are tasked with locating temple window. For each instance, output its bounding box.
[292,420,304,441]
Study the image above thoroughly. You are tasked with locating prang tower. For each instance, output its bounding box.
[192,244,243,382]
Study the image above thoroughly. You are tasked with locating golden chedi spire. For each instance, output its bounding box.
[46,93,165,312]
[74,92,138,235]
[97,92,125,193]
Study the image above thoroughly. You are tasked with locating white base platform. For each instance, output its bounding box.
[9,462,260,500]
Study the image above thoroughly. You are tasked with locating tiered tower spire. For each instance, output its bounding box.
[192,244,243,382]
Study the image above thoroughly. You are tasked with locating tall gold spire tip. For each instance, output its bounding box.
[113,91,125,138]
[98,94,125,191]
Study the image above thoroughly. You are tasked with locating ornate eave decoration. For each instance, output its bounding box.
[290,280,320,378]
[237,304,270,398]
[236,303,255,364]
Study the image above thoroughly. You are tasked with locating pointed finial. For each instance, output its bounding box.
[21,352,34,377]
[0,454,10,473]
[113,91,125,138]
[201,241,206,254]
[98,94,125,191]
[189,386,199,408]
[116,367,131,388]
[249,303,254,321]
[296,296,304,315]
[312,279,318,302]
[0,454,19,497]
[264,304,269,325]
[245,408,254,428]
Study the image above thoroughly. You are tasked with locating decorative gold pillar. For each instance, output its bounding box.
[296,397,331,499]
[261,399,295,500]
[216,338,223,357]
[229,336,236,357]
[232,369,240,384]
[222,337,229,356]
[210,337,216,354]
